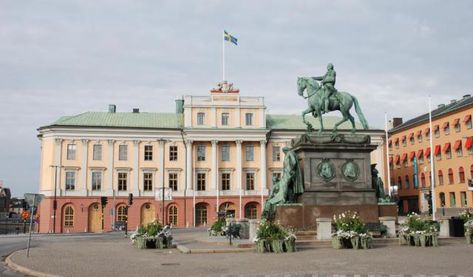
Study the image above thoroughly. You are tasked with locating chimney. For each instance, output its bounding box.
[132,108,139,113]
[108,104,116,113]
[175,97,184,114]
[392,117,403,128]
[463,94,471,99]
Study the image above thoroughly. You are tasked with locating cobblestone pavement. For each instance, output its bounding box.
[7,229,473,277]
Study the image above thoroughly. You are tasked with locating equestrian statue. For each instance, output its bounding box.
[297,63,369,134]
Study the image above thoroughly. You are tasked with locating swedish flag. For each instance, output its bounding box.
[224,30,238,45]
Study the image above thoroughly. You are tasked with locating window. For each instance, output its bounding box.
[197,112,205,125]
[245,203,258,219]
[471,165,473,179]
[434,126,440,138]
[93,144,102,160]
[221,113,229,126]
[197,145,206,161]
[195,204,207,226]
[118,172,127,191]
[221,173,231,190]
[221,144,230,162]
[65,171,75,190]
[459,167,465,183]
[246,172,255,190]
[272,146,281,162]
[438,170,444,186]
[143,173,153,191]
[445,143,452,159]
[417,133,423,143]
[144,145,153,161]
[117,205,127,222]
[245,145,254,161]
[448,168,454,184]
[64,206,74,227]
[405,175,410,189]
[169,173,178,191]
[449,192,456,207]
[444,124,450,135]
[397,176,402,190]
[409,134,414,145]
[413,174,418,189]
[119,145,128,161]
[169,146,178,161]
[402,137,407,147]
[421,173,426,187]
[461,192,467,207]
[466,115,472,129]
[168,205,178,226]
[245,113,253,126]
[197,173,206,191]
[454,119,461,132]
[91,171,102,191]
[439,192,446,206]
[395,139,399,149]
[67,144,76,160]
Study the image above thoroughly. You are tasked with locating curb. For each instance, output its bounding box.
[176,244,254,254]
[5,251,63,277]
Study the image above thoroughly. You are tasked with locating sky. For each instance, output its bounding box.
[1,0,472,197]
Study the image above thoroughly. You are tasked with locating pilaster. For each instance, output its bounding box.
[133,140,140,196]
[260,140,267,205]
[81,139,89,196]
[107,139,114,195]
[211,140,219,209]
[236,140,242,219]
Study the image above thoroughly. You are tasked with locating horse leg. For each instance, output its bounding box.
[301,107,314,132]
[333,110,349,133]
[348,112,356,133]
[317,110,324,134]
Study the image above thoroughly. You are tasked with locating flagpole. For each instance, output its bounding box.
[385,113,392,197]
[428,96,436,220]
[222,31,225,81]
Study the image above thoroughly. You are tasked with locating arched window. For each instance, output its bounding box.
[244,202,258,219]
[397,176,402,190]
[459,167,465,183]
[64,205,74,227]
[168,205,178,226]
[421,173,426,187]
[405,175,410,189]
[448,168,454,184]
[117,205,127,222]
[438,170,444,186]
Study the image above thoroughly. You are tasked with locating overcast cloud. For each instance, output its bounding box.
[1,0,472,196]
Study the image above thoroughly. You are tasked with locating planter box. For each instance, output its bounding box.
[465,231,473,244]
[399,233,438,247]
[255,238,296,253]
[331,235,372,249]
[134,237,147,249]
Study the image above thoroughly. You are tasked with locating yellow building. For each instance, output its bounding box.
[388,94,473,216]
[37,81,386,233]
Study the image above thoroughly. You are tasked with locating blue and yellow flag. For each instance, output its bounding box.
[224,30,238,45]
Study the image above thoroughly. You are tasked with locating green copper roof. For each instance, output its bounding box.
[43,112,363,130]
[50,112,183,129]
[266,114,363,130]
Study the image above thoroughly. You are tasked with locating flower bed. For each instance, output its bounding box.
[398,213,438,247]
[464,220,473,244]
[208,218,226,236]
[254,220,296,253]
[130,221,173,249]
[331,211,372,249]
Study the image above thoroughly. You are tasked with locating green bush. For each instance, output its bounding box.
[333,211,365,233]
[256,220,287,241]
[210,218,226,234]
[145,220,163,237]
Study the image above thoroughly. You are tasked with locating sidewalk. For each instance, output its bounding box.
[6,229,473,277]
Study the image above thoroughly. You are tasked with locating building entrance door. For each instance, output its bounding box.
[140,203,156,225]
[195,204,208,226]
[88,203,102,233]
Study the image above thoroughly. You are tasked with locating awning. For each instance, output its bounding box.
[453,118,460,126]
[402,153,408,161]
[424,147,431,158]
[442,122,449,129]
[389,156,393,164]
[443,142,451,153]
[463,114,472,123]
[465,137,472,150]
[409,151,416,161]
[417,130,422,136]
[395,155,400,165]
[434,145,441,156]
[417,149,423,158]
[453,140,462,151]
[408,133,414,139]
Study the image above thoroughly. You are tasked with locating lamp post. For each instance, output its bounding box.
[50,165,62,234]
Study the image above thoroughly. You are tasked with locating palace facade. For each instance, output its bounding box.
[37,82,386,233]
[388,94,473,216]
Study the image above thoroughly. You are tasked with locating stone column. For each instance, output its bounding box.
[133,140,140,196]
[81,139,89,196]
[211,140,219,209]
[107,140,114,196]
[259,140,267,206]
[236,140,242,219]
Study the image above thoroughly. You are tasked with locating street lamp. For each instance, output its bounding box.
[157,138,170,225]
[50,165,63,234]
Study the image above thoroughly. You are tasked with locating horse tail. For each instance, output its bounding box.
[351,95,369,129]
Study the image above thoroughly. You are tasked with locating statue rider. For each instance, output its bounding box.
[313,63,337,114]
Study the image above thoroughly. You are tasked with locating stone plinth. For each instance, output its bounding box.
[316,218,332,240]
[237,219,249,239]
[379,216,396,238]
[249,219,260,242]
[378,203,398,218]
